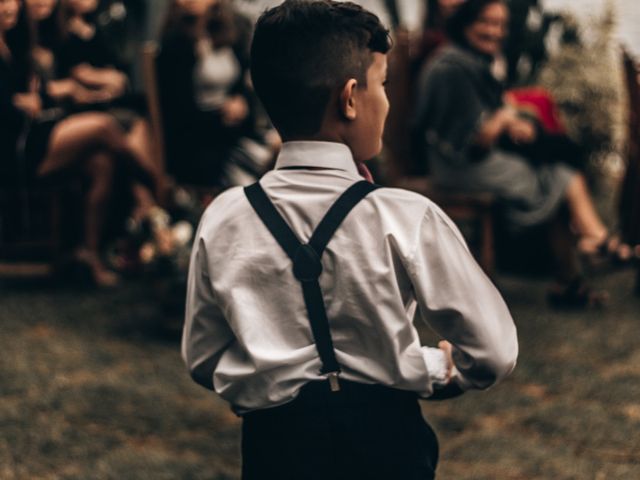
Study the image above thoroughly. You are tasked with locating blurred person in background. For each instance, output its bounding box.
[55,0,164,200]
[0,0,159,285]
[412,0,465,68]
[412,0,636,306]
[157,0,274,189]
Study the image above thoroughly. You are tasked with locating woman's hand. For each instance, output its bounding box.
[476,106,537,148]
[221,95,249,126]
[72,64,128,98]
[506,117,537,144]
[48,77,111,104]
[13,93,42,118]
[71,85,113,105]
[67,17,95,40]
[46,78,84,101]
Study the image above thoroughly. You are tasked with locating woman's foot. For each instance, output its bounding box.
[577,233,635,266]
[74,248,120,288]
[547,277,608,309]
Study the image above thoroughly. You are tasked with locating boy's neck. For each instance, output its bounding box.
[284,132,343,145]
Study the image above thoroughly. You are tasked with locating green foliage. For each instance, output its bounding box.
[538,4,627,162]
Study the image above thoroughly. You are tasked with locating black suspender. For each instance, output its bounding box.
[244,180,381,391]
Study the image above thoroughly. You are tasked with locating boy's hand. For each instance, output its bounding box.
[428,341,465,401]
[438,340,454,383]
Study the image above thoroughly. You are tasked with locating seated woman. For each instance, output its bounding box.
[157,0,274,188]
[55,0,164,195]
[412,0,634,306]
[1,0,156,286]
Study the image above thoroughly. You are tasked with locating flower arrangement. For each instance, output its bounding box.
[537,2,628,178]
[137,207,193,269]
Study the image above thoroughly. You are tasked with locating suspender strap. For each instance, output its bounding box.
[244,180,381,385]
[308,181,383,256]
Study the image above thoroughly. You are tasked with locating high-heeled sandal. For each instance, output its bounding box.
[578,234,635,269]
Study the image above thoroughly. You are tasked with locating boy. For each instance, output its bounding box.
[182,1,518,479]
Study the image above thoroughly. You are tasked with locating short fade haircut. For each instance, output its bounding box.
[250,0,391,139]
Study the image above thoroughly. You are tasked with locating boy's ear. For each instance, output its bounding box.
[339,78,358,121]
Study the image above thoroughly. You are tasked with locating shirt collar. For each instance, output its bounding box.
[274,141,359,177]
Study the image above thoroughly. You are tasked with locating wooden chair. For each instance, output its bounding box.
[0,44,164,279]
[141,42,166,176]
[618,51,640,294]
[0,180,81,278]
[393,176,496,275]
[384,30,497,275]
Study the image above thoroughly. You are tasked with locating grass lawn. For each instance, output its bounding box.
[1,266,639,479]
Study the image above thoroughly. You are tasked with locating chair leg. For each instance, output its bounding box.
[50,190,62,259]
[479,209,495,276]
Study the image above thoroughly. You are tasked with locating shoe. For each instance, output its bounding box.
[578,234,635,269]
[547,277,608,309]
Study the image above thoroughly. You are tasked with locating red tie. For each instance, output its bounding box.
[356,162,374,183]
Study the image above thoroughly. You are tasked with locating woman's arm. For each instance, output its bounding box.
[475,105,537,148]
[46,77,114,105]
[12,92,41,119]
[70,64,127,94]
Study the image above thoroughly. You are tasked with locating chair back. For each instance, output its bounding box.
[141,41,166,174]
[383,28,412,183]
[619,51,640,245]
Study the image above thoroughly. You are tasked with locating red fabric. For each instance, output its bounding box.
[507,87,566,135]
[356,162,374,183]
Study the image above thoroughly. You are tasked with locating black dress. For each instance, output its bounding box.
[156,13,258,187]
[0,55,59,186]
[56,28,146,126]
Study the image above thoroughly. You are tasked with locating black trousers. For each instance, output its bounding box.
[241,380,439,480]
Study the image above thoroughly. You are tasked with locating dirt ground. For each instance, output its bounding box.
[1,263,639,480]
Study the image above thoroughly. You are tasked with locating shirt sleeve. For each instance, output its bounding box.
[182,236,235,391]
[408,204,518,391]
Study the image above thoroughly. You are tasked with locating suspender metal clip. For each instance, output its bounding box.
[327,371,341,392]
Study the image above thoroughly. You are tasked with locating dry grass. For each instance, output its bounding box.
[1,266,639,479]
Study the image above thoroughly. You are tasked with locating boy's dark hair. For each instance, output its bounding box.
[250,0,391,139]
[446,0,506,47]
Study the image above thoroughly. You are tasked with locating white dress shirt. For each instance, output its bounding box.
[182,141,518,412]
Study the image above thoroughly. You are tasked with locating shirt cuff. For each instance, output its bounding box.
[422,347,449,387]
[449,365,473,391]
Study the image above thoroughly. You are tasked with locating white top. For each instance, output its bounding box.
[182,141,518,412]
[193,41,240,111]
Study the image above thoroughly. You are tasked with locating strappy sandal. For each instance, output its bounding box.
[547,277,608,309]
[578,234,635,269]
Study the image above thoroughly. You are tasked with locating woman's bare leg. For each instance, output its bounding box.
[75,151,119,287]
[126,118,167,201]
[38,113,159,193]
[566,174,608,242]
[37,112,129,176]
[125,119,159,175]
[566,174,634,259]
[546,211,609,306]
